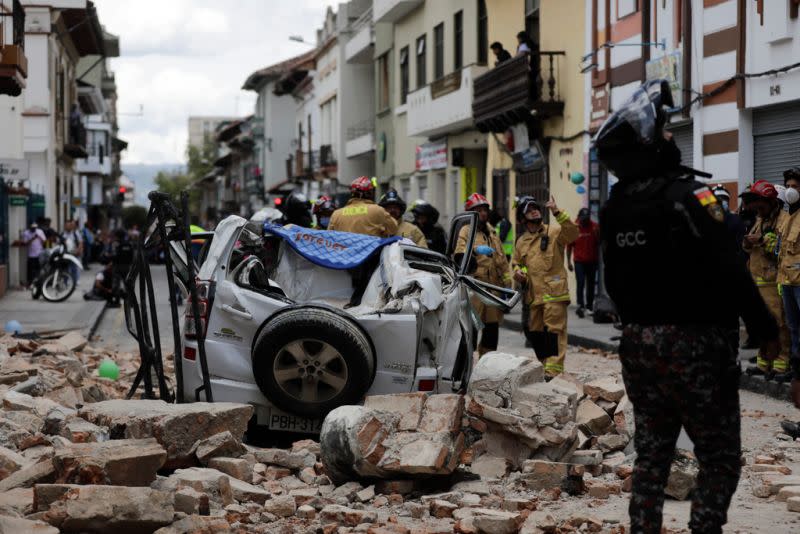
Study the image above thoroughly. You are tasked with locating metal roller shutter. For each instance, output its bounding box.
[754,103,800,184]
[666,122,694,167]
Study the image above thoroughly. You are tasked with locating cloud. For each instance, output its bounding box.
[93,0,339,164]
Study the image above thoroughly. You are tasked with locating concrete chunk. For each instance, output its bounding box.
[52,438,166,486]
[584,376,625,402]
[78,399,253,469]
[364,392,427,431]
[34,484,174,532]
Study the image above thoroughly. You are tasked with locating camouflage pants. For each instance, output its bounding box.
[619,324,741,534]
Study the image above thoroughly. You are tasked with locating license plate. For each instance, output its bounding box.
[267,408,323,434]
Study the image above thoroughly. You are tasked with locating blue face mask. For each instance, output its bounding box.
[721,200,729,212]
[319,216,330,228]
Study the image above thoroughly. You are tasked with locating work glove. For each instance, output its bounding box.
[475,245,494,256]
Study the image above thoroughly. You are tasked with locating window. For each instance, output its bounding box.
[416,34,426,88]
[378,53,390,111]
[454,11,463,71]
[478,0,488,64]
[434,23,444,80]
[400,46,410,104]
[617,0,638,19]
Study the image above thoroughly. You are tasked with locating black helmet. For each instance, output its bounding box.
[282,192,312,227]
[378,188,407,213]
[594,79,681,180]
[411,200,440,225]
[516,196,540,223]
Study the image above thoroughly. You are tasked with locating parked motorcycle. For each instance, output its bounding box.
[31,242,83,302]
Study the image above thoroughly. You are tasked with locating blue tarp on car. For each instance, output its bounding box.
[263,223,401,270]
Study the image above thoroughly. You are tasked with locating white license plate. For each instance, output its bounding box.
[267,408,323,434]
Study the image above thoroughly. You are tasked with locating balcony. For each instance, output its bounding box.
[64,121,88,159]
[345,119,375,158]
[75,146,112,175]
[472,53,566,133]
[345,7,374,64]
[0,45,28,96]
[407,64,488,138]
[373,0,423,23]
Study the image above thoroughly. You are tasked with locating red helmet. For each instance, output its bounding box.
[464,193,490,211]
[313,195,335,215]
[749,179,778,200]
[350,176,375,195]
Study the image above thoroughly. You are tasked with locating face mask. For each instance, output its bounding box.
[786,187,800,205]
[319,217,330,228]
[721,200,729,212]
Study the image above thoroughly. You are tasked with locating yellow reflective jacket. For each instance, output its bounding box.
[328,198,398,238]
[513,212,579,306]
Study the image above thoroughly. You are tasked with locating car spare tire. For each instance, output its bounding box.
[252,307,375,419]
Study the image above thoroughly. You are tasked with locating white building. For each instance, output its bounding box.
[188,116,239,151]
[243,50,317,201]
[21,0,107,230]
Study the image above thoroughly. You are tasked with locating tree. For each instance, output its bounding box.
[121,205,148,230]
[154,170,200,213]
[186,138,217,182]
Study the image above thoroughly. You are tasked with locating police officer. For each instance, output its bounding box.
[741,180,792,381]
[512,196,578,378]
[312,195,336,230]
[329,176,398,237]
[379,189,427,247]
[455,193,511,356]
[411,200,447,254]
[596,80,779,534]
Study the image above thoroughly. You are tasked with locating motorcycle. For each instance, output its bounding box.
[31,242,83,302]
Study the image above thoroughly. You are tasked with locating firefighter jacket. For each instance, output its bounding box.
[396,220,428,248]
[328,198,398,238]
[744,208,786,287]
[513,211,579,307]
[778,208,800,287]
[455,224,510,288]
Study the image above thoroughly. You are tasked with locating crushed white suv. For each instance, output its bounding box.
[173,212,518,433]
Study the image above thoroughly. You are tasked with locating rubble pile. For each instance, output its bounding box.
[748,451,800,513]
[0,336,754,533]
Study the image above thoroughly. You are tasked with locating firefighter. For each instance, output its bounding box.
[378,189,427,247]
[279,192,313,228]
[512,196,578,378]
[455,193,511,356]
[741,180,792,380]
[312,195,336,230]
[411,200,447,254]
[328,176,397,237]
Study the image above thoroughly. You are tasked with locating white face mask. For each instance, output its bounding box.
[786,187,800,205]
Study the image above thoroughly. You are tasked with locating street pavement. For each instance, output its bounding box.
[0,267,105,337]
[92,264,178,354]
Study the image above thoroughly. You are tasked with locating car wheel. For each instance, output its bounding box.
[252,307,375,419]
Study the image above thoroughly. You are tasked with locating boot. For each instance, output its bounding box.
[772,371,794,384]
[745,366,769,377]
[780,420,800,439]
[576,307,585,319]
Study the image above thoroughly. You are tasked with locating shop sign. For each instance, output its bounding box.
[645,51,683,109]
[415,139,447,171]
[0,159,29,181]
[9,195,28,206]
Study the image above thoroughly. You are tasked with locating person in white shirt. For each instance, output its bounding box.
[61,219,83,282]
[22,223,46,286]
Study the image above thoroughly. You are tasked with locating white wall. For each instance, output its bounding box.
[260,80,296,190]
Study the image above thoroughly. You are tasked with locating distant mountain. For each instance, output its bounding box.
[122,163,185,206]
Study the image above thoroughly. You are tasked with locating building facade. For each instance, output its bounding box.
[187,116,239,151]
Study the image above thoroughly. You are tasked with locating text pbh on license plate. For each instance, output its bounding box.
[267,408,323,433]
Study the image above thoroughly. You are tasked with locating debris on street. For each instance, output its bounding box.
[1,336,799,533]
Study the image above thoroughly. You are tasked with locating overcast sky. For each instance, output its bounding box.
[93,0,339,165]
